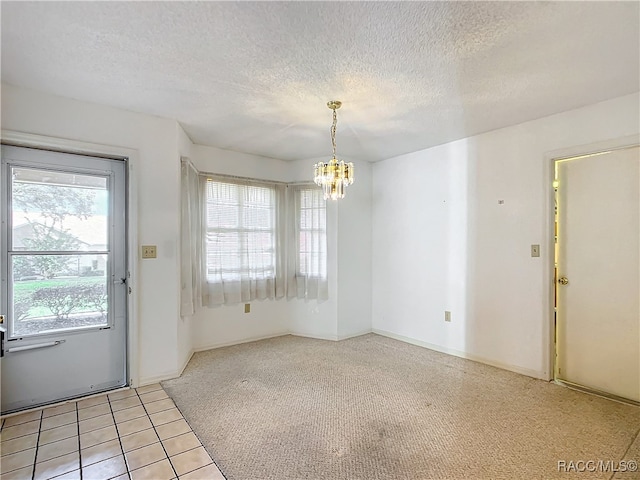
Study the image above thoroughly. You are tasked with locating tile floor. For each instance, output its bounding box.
[0,384,226,480]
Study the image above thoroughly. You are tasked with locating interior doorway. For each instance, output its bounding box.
[553,144,639,404]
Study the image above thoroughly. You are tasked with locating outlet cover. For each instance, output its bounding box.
[445,311,451,322]
[244,303,250,313]
[531,244,540,257]
[141,245,157,259]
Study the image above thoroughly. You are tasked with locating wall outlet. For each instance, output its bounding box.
[244,303,250,313]
[445,311,451,322]
[141,245,157,259]
[531,244,540,257]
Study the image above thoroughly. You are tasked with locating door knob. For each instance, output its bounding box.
[558,276,569,285]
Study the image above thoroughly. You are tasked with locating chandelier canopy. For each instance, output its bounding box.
[313,101,354,200]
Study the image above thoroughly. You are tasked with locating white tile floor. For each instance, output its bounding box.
[0,385,226,480]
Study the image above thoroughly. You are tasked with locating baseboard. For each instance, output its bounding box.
[139,370,184,386]
[337,329,372,340]
[192,332,291,353]
[290,332,337,341]
[178,349,195,377]
[291,329,372,342]
[372,329,546,380]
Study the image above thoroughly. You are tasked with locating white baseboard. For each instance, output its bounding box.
[147,328,546,385]
[139,370,184,386]
[178,349,195,377]
[192,331,291,353]
[291,329,372,342]
[337,329,372,340]
[372,329,547,380]
[291,332,338,341]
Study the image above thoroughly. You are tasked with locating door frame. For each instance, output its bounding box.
[1,130,140,388]
[544,134,640,384]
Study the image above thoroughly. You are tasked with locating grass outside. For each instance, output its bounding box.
[14,276,106,318]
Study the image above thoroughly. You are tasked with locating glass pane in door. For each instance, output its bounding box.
[11,254,109,337]
[11,167,108,252]
[9,166,111,338]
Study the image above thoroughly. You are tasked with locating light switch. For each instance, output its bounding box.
[141,245,157,259]
[531,244,540,257]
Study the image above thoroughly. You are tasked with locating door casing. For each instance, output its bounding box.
[545,134,640,395]
[1,130,140,390]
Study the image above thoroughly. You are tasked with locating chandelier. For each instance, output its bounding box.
[313,100,354,200]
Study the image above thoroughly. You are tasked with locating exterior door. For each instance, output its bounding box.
[555,145,639,402]
[1,145,128,413]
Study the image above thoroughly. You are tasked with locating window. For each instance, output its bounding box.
[180,163,327,307]
[200,177,286,305]
[296,188,327,278]
[205,179,277,282]
[286,186,328,301]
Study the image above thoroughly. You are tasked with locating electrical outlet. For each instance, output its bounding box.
[531,244,540,257]
[445,311,451,322]
[244,303,250,313]
[141,245,157,259]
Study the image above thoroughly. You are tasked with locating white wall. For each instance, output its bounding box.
[1,84,184,384]
[372,92,640,379]
[337,161,373,339]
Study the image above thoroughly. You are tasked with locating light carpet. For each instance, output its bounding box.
[162,334,640,480]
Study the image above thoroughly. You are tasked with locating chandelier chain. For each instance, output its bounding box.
[331,108,337,157]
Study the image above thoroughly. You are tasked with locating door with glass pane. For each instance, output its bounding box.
[1,145,127,413]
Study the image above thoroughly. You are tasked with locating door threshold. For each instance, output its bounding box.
[1,385,130,419]
[554,379,640,407]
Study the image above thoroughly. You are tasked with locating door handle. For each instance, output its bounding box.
[558,276,569,285]
[6,340,65,353]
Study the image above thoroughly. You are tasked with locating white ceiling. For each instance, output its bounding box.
[1,2,638,162]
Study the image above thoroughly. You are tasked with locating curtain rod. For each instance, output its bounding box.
[181,158,316,187]
[200,171,289,185]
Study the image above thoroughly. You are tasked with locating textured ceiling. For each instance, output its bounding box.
[1,2,639,162]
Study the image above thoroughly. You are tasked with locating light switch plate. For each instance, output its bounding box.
[531,244,540,257]
[445,311,451,322]
[244,303,250,313]
[141,245,157,259]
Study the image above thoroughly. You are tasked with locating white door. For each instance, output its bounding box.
[555,145,639,402]
[1,145,128,413]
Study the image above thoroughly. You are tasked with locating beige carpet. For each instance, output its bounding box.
[162,334,640,480]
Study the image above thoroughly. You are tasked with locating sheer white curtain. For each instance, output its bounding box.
[287,185,328,301]
[202,176,286,305]
[180,159,204,316]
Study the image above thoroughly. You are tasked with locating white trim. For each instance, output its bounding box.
[337,329,371,341]
[139,332,291,385]
[178,349,195,377]
[193,332,290,353]
[138,371,184,387]
[373,328,546,380]
[543,134,640,383]
[1,130,141,388]
[291,332,339,341]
